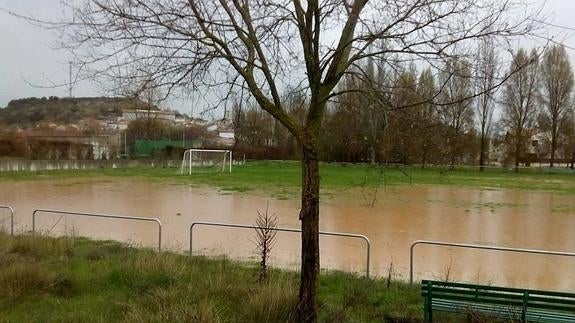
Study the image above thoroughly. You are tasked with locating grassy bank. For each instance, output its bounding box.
[0,233,422,322]
[1,161,575,196]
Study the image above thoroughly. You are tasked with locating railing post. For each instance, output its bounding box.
[365,237,371,278]
[157,224,162,252]
[189,223,195,258]
[32,209,37,235]
[0,205,15,236]
[410,242,417,284]
[10,206,14,236]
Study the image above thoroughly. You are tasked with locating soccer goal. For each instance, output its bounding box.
[180,149,233,174]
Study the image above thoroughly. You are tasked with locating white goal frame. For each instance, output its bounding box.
[180,149,233,174]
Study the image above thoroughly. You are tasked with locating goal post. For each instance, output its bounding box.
[180,149,233,174]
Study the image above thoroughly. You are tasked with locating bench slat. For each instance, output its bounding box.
[528,296,575,306]
[433,300,575,322]
[424,287,527,300]
[422,280,575,298]
[423,289,575,309]
[427,292,525,307]
[525,302,575,313]
[432,300,524,320]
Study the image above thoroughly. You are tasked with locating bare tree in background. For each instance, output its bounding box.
[386,67,420,163]
[502,48,540,169]
[361,58,388,164]
[29,0,544,320]
[333,58,389,163]
[234,91,306,159]
[475,39,498,171]
[539,44,574,167]
[416,68,439,167]
[439,59,475,165]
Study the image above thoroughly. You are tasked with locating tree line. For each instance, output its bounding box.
[234,44,575,169]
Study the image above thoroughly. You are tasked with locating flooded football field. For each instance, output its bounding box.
[1,178,574,291]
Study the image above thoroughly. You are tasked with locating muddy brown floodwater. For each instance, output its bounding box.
[1,178,574,291]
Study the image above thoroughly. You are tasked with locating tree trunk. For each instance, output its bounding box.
[550,117,559,168]
[479,134,486,172]
[550,134,557,168]
[514,136,521,173]
[298,144,320,323]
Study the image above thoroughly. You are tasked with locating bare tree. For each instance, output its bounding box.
[360,58,388,164]
[253,203,278,283]
[539,44,574,167]
[31,0,544,320]
[475,39,499,170]
[385,67,420,163]
[439,59,475,165]
[234,92,306,159]
[501,48,540,169]
[416,68,439,167]
[332,58,389,163]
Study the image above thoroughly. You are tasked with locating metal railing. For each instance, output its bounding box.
[0,205,15,235]
[409,240,575,284]
[32,209,163,251]
[190,221,372,278]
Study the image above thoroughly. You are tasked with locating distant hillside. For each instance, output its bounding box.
[0,96,155,127]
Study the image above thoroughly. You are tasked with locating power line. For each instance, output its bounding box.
[533,19,575,32]
[531,34,575,52]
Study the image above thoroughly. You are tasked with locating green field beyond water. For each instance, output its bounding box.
[0,233,421,322]
[1,161,574,196]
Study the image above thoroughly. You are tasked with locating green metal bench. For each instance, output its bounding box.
[422,280,575,322]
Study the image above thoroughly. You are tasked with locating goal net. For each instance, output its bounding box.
[180,149,232,174]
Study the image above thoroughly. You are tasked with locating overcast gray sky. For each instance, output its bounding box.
[1,0,575,116]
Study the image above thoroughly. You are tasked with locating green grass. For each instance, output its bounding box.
[0,233,423,322]
[1,161,574,196]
